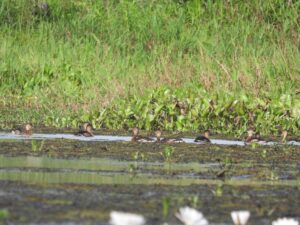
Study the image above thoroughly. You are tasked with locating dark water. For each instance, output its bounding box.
[0,136,299,225]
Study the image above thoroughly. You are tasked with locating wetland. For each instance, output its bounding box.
[1,1,300,224]
[0,132,299,225]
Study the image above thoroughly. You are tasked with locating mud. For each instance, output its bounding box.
[0,139,299,163]
[0,136,299,225]
[0,181,300,225]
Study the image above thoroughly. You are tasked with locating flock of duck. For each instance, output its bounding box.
[109,207,298,225]
[11,122,288,145]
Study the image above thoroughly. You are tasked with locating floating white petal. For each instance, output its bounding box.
[110,211,146,225]
[176,206,209,225]
[272,218,299,225]
[231,211,250,225]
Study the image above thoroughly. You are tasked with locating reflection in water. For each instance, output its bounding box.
[0,154,299,225]
[0,155,218,172]
[1,170,300,187]
[0,156,299,186]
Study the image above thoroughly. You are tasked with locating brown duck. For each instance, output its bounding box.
[12,123,33,136]
[244,128,265,144]
[194,130,211,143]
[131,127,153,142]
[75,122,94,137]
[155,129,184,143]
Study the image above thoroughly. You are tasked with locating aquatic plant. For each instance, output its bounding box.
[0,209,9,220]
[132,151,140,161]
[162,146,175,162]
[176,206,209,225]
[31,140,44,152]
[128,163,138,173]
[269,171,279,181]
[231,211,251,225]
[189,195,199,208]
[162,197,170,219]
[212,184,223,197]
[109,211,145,225]
[272,218,299,225]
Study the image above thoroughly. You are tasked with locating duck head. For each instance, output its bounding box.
[25,123,33,131]
[132,127,139,136]
[155,129,162,141]
[247,128,255,137]
[204,130,210,139]
[155,129,161,138]
[85,123,93,134]
[281,130,288,141]
[82,122,92,131]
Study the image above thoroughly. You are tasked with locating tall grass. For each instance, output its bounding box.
[0,0,299,133]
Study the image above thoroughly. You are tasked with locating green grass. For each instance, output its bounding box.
[0,0,299,135]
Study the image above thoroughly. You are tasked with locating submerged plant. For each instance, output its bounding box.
[269,171,279,181]
[132,152,146,161]
[212,184,223,197]
[132,151,140,161]
[128,163,138,173]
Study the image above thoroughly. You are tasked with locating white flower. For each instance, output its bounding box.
[110,211,146,225]
[231,211,250,225]
[272,218,299,225]
[176,206,209,225]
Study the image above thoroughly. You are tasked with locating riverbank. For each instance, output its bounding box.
[0,0,299,135]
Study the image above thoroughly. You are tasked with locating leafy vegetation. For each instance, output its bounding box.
[0,209,9,220]
[162,146,175,161]
[0,0,299,135]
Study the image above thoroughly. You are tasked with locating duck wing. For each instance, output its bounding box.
[132,135,154,142]
[194,136,210,143]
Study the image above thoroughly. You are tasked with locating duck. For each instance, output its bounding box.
[131,127,153,142]
[281,130,288,143]
[75,122,94,137]
[194,130,211,143]
[244,128,265,145]
[155,129,184,143]
[12,123,33,136]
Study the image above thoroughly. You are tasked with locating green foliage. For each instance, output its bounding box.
[162,146,175,161]
[0,0,299,135]
[0,209,9,220]
[212,184,223,197]
[132,151,146,161]
[31,140,45,152]
[162,196,170,219]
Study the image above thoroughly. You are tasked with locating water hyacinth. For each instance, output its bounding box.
[176,206,209,225]
[231,211,250,225]
[109,211,146,225]
[272,218,299,225]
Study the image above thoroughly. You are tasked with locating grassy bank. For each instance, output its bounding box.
[0,0,299,135]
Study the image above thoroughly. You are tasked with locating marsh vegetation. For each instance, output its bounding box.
[0,0,299,135]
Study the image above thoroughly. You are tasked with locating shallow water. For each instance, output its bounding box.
[0,132,299,146]
[0,137,299,225]
[0,156,299,185]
